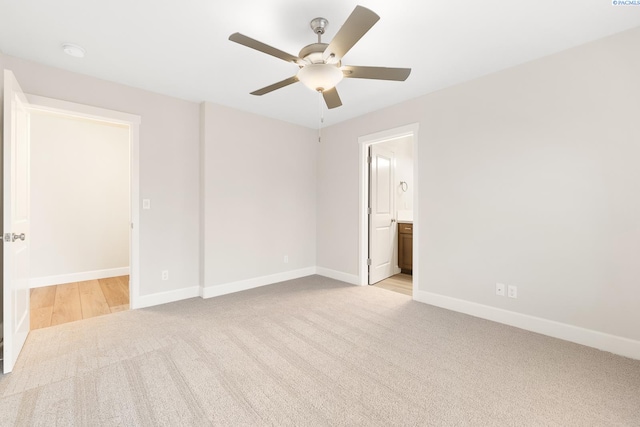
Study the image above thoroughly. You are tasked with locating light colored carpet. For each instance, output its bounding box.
[1,275,639,426]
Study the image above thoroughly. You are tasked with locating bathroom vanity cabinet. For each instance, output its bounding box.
[398,222,413,274]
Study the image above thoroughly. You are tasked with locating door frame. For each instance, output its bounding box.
[358,123,419,295]
[25,94,142,309]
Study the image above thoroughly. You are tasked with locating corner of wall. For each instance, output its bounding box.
[135,286,201,309]
[202,267,317,299]
[315,267,360,285]
[198,102,207,296]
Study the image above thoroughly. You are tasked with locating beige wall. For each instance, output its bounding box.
[29,111,130,281]
[201,102,317,288]
[2,26,639,350]
[317,27,640,342]
[1,54,201,297]
[1,55,318,302]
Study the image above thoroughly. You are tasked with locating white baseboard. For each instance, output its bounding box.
[134,286,200,309]
[315,267,360,285]
[414,290,640,361]
[202,267,317,299]
[30,267,130,288]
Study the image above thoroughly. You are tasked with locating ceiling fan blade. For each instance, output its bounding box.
[250,76,299,96]
[342,65,411,81]
[229,33,302,64]
[323,6,380,62]
[322,87,342,109]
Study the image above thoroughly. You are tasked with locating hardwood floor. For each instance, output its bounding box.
[30,276,129,330]
[374,273,413,296]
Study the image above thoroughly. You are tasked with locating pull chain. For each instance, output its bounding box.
[318,90,324,143]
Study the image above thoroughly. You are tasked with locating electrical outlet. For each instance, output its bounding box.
[161,270,169,281]
[508,285,518,299]
[496,283,505,296]
[284,255,289,263]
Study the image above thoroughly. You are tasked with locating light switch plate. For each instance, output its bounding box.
[142,199,151,210]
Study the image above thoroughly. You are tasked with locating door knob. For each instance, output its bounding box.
[12,233,25,242]
[391,219,396,224]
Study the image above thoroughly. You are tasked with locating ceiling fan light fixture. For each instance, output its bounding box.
[297,64,343,92]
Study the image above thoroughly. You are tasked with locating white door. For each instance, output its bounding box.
[368,144,395,284]
[3,70,31,373]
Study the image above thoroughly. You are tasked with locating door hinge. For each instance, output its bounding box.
[367,207,371,215]
[367,155,372,164]
[367,258,372,266]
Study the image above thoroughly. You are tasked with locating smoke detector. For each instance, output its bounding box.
[62,43,85,58]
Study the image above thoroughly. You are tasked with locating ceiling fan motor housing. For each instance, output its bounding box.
[310,17,329,35]
[299,43,339,65]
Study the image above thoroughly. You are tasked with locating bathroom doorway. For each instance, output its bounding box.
[358,124,419,296]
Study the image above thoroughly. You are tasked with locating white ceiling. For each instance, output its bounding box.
[1,1,639,129]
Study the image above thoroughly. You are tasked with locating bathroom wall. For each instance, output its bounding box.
[392,136,414,213]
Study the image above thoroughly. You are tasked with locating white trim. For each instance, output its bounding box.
[358,124,420,288]
[316,267,360,285]
[135,286,201,309]
[24,93,142,310]
[198,103,206,298]
[414,290,640,361]
[129,117,141,310]
[29,267,130,288]
[25,94,141,125]
[202,267,316,299]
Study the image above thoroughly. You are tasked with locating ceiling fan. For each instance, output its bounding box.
[229,5,411,109]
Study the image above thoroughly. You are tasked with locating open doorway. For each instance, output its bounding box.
[24,95,141,330]
[28,109,130,328]
[2,72,142,372]
[358,124,419,297]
